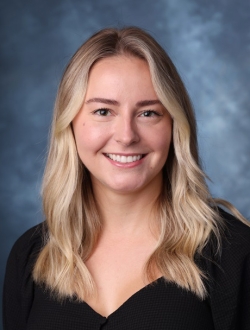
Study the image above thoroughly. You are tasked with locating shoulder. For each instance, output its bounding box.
[10,222,46,255]
[205,207,250,270]
[205,209,250,329]
[202,208,250,281]
[3,222,47,329]
[6,222,47,275]
[218,208,250,256]
[203,208,250,264]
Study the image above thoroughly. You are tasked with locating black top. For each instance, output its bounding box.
[3,209,250,330]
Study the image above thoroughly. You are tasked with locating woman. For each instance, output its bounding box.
[3,27,250,330]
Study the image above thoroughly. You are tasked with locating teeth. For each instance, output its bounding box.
[107,154,143,163]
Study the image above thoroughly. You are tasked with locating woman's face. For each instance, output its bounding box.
[72,55,172,195]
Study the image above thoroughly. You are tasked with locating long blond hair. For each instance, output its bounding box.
[33,27,248,300]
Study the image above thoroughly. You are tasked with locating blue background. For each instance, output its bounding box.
[1,0,249,325]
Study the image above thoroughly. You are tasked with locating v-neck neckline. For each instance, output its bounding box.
[82,276,164,319]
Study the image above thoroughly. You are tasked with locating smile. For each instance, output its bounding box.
[105,154,144,163]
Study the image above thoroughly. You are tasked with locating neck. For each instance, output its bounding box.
[92,178,162,238]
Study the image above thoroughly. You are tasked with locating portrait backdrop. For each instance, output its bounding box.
[1,0,249,325]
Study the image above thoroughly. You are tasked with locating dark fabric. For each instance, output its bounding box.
[3,209,250,330]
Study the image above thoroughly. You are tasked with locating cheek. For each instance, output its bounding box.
[156,130,172,153]
[75,123,108,154]
[152,117,172,150]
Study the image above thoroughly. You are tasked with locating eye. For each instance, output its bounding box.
[140,110,161,117]
[93,108,111,116]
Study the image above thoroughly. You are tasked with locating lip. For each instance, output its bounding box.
[104,153,147,168]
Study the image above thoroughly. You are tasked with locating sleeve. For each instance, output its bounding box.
[205,211,250,330]
[3,240,27,329]
[2,224,44,330]
[237,253,250,330]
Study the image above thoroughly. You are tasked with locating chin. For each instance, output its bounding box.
[109,181,150,194]
[110,185,141,194]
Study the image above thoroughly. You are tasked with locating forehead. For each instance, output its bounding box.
[85,55,157,100]
[89,55,150,77]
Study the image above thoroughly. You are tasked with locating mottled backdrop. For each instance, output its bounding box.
[1,0,249,325]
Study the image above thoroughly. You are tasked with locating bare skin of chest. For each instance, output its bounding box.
[84,233,160,317]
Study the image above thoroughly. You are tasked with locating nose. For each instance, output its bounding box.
[114,115,140,146]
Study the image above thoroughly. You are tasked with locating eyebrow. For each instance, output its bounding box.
[136,100,161,107]
[85,98,162,107]
[85,98,119,106]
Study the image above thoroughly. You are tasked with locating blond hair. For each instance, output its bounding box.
[33,27,248,300]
